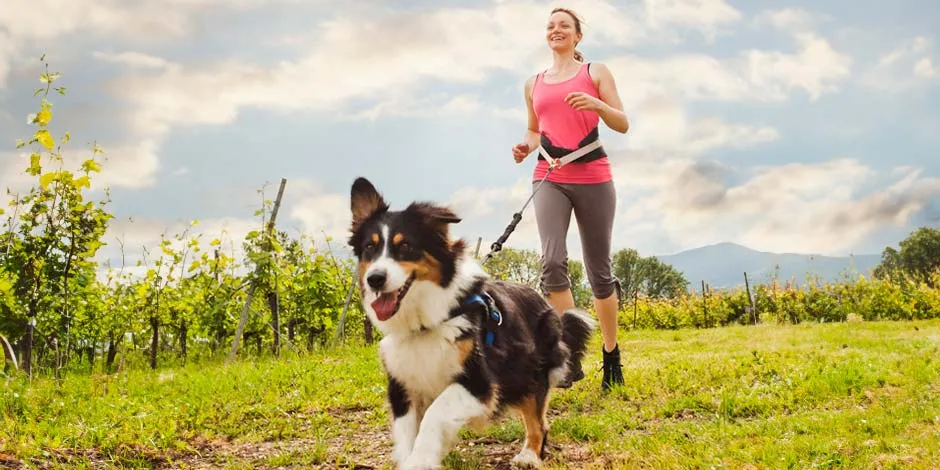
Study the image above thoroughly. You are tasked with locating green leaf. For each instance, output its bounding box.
[35,109,52,127]
[28,153,42,176]
[39,171,57,189]
[35,129,55,150]
[81,159,102,174]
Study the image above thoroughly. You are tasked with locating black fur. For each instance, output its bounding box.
[387,375,410,418]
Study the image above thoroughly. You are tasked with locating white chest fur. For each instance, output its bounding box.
[380,318,471,400]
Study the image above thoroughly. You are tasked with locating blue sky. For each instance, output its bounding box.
[1,0,939,272]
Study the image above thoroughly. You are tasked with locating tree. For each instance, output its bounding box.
[874,227,940,287]
[482,247,592,309]
[612,248,689,299]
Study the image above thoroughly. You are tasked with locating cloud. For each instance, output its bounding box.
[862,36,938,91]
[643,0,742,42]
[625,95,779,155]
[339,93,523,122]
[914,58,938,79]
[0,0,312,87]
[608,31,851,105]
[753,8,817,33]
[92,51,169,69]
[608,153,940,255]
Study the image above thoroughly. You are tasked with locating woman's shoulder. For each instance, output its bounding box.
[585,62,615,87]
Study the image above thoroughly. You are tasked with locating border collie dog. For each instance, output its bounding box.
[347,177,595,469]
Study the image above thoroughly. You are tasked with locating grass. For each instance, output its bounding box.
[2,319,939,469]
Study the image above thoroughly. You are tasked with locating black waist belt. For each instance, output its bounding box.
[537,127,606,165]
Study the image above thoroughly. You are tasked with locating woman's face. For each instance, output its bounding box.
[545,11,581,53]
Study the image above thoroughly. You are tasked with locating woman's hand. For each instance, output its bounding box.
[564,91,605,112]
[512,142,532,163]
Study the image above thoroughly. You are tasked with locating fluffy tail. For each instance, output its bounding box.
[561,308,596,365]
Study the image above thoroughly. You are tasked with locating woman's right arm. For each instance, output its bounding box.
[513,76,541,162]
[523,75,540,149]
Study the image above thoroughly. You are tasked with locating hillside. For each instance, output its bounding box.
[656,242,882,290]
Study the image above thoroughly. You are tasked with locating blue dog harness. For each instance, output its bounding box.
[463,292,503,345]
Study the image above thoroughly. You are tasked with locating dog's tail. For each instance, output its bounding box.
[561,308,596,364]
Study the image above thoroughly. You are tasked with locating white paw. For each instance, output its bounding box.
[400,452,441,470]
[511,448,542,468]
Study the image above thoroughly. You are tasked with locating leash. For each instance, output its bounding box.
[334,138,602,345]
[481,139,602,263]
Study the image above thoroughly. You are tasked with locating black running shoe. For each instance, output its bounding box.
[601,344,624,392]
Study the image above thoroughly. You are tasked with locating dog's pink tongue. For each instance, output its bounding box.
[371,293,399,321]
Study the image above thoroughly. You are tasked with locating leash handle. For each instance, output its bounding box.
[490,212,522,254]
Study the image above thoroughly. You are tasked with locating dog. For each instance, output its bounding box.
[347,177,595,469]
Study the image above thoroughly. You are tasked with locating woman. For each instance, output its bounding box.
[511,7,629,391]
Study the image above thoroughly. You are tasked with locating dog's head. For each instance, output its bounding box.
[348,177,466,324]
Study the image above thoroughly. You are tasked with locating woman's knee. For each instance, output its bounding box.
[586,266,617,299]
[540,256,570,292]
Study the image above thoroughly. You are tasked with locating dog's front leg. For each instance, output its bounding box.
[388,376,418,467]
[401,382,491,470]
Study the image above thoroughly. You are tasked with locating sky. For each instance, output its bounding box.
[1,0,939,273]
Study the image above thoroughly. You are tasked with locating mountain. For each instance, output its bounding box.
[655,242,883,291]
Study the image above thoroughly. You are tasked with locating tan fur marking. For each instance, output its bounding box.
[392,232,404,245]
[399,253,443,285]
[513,394,547,457]
[456,338,474,365]
[371,232,380,244]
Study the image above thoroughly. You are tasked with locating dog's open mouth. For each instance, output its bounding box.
[371,273,416,321]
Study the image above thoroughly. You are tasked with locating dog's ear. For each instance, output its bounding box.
[350,177,388,230]
[409,202,461,234]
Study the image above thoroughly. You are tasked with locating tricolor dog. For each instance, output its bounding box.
[347,177,595,469]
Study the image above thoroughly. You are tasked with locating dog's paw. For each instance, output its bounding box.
[400,453,441,470]
[511,448,542,468]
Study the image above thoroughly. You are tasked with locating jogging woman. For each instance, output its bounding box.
[511,7,629,391]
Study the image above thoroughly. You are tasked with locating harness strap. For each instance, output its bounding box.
[463,293,503,345]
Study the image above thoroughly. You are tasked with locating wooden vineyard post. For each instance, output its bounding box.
[1,335,17,373]
[744,271,757,325]
[701,280,709,328]
[228,178,287,364]
[633,289,638,329]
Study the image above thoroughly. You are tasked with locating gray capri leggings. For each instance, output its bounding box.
[532,179,618,299]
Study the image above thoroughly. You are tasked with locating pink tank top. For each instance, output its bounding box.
[531,62,612,184]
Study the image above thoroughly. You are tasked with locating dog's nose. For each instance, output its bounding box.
[366,270,387,290]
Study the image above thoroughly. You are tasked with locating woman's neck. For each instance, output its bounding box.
[550,51,581,73]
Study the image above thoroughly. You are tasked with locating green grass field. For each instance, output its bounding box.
[3,319,939,469]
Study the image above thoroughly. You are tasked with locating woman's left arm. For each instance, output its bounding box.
[566,63,629,134]
[592,63,629,134]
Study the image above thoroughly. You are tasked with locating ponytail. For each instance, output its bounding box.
[574,49,584,62]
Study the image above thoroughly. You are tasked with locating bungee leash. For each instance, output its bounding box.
[481,138,603,263]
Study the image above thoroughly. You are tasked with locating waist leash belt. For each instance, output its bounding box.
[482,136,605,262]
[537,138,604,170]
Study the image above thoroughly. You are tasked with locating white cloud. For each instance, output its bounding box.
[0,0,312,87]
[862,35,938,91]
[92,51,169,69]
[625,95,779,154]
[607,153,940,255]
[753,8,817,33]
[643,0,742,41]
[914,58,937,78]
[608,31,851,105]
